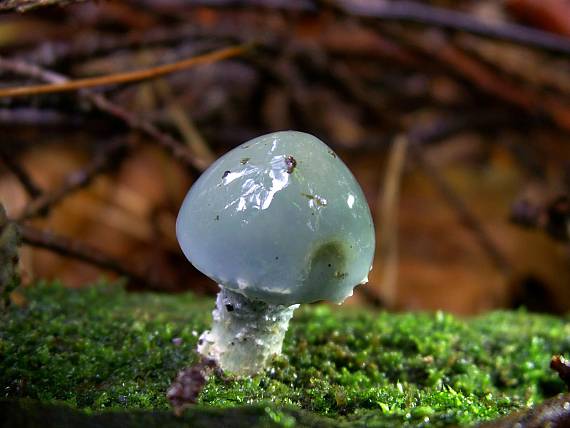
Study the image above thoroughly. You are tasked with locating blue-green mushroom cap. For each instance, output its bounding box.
[176,131,375,306]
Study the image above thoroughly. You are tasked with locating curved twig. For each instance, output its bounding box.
[0,45,247,99]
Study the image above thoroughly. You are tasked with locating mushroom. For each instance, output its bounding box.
[176,131,375,375]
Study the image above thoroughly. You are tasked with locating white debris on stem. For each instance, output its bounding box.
[197,287,298,376]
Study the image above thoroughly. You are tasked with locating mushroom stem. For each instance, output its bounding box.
[197,287,298,375]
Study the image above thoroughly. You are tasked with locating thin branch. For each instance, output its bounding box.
[0,45,247,99]
[154,79,216,168]
[410,143,512,275]
[0,58,209,173]
[20,224,173,291]
[89,94,208,172]
[0,144,43,198]
[376,135,409,308]
[325,0,570,55]
[19,138,132,220]
[177,0,570,54]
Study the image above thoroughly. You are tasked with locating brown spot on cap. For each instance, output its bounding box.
[285,155,296,174]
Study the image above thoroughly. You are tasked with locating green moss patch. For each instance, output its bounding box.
[1,283,570,427]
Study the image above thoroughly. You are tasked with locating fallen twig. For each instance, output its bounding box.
[154,80,216,168]
[0,45,247,99]
[0,144,43,199]
[20,224,173,291]
[19,138,132,220]
[410,143,512,276]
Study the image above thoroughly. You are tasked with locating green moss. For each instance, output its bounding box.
[1,282,570,427]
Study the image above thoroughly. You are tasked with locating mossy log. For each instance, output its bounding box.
[2,283,570,427]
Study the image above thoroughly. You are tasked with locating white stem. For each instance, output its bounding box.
[197,287,298,376]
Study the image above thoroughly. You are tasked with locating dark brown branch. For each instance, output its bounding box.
[172,0,570,54]
[328,0,570,55]
[90,95,208,172]
[0,57,207,173]
[19,138,132,220]
[0,144,42,198]
[20,224,173,291]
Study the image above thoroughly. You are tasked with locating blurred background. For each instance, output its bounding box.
[0,0,569,315]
